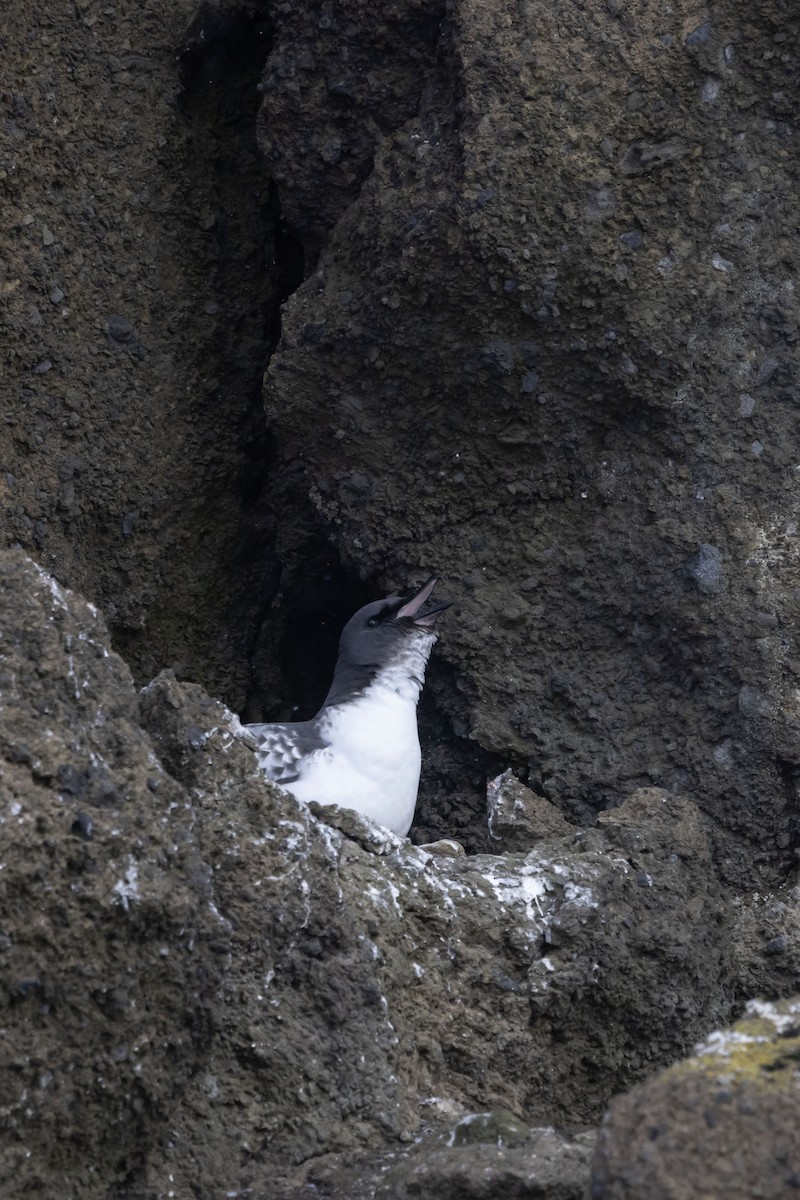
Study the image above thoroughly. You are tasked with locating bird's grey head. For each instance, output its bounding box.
[324,577,451,706]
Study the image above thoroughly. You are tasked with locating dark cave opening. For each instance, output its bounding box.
[248,551,378,724]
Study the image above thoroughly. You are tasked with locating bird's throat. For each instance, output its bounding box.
[321,633,436,710]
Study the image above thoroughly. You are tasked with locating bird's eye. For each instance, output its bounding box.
[366,616,380,628]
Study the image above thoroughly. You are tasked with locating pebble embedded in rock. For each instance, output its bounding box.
[70,811,94,840]
[120,511,137,537]
[105,314,136,344]
[478,340,514,376]
[685,21,711,46]
[738,685,768,718]
[686,544,722,595]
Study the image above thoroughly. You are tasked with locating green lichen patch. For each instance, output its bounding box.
[685,998,800,1090]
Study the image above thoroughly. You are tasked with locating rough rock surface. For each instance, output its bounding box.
[733,886,800,1001]
[256,0,445,265]
[0,550,222,1195]
[262,0,800,878]
[487,769,573,851]
[3,0,800,1196]
[4,0,799,875]
[376,1114,596,1200]
[1,0,281,707]
[591,998,800,1199]
[0,550,741,1198]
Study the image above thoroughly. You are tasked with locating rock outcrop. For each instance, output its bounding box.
[4,0,799,877]
[487,769,574,851]
[3,0,800,1195]
[0,549,747,1197]
[261,0,800,874]
[377,1115,596,1200]
[1,0,280,707]
[591,998,800,1199]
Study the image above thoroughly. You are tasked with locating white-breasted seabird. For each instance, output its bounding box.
[246,577,450,836]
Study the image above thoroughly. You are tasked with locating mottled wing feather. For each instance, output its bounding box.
[246,720,329,785]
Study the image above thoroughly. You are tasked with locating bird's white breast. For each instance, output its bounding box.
[270,632,436,837]
[285,682,422,836]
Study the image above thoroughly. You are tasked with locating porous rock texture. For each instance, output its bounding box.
[3,0,799,876]
[3,0,800,1196]
[376,1115,597,1200]
[1,0,282,708]
[262,0,800,875]
[591,998,800,1199]
[0,548,748,1197]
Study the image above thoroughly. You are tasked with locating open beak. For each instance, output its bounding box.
[397,576,452,628]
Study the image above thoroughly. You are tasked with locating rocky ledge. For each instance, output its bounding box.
[2,548,799,1198]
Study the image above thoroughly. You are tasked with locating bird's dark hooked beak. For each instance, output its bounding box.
[396,576,452,628]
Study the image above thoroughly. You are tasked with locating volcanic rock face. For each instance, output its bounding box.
[261,0,800,875]
[1,0,281,708]
[3,0,800,1196]
[2,548,797,1197]
[0,550,220,1194]
[591,998,800,1200]
[4,0,799,871]
[0,549,747,1197]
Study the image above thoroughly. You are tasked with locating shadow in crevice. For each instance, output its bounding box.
[244,546,378,725]
[414,664,509,855]
[245,554,461,729]
[111,6,288,702]
[112,4,304,712]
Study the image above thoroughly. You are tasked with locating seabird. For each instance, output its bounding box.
[247,577,450,836]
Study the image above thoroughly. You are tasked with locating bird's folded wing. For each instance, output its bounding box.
[246,721,329,785]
